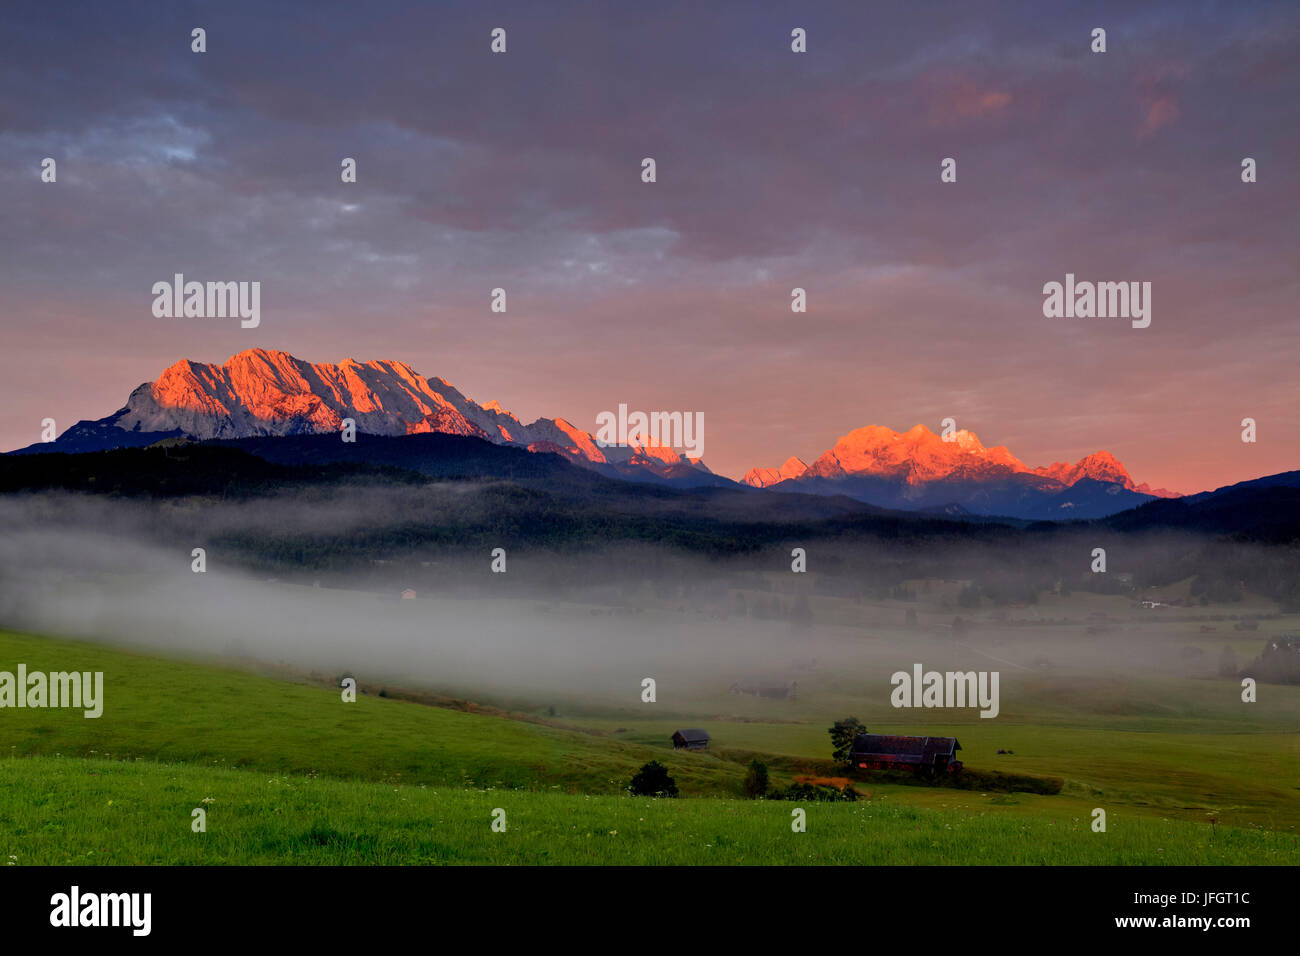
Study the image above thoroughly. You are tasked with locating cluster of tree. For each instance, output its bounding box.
[1243,638,1300,685]
[0,444,422,498]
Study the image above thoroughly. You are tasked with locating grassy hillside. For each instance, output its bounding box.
[0,630,743,796]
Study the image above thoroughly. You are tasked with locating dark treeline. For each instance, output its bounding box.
[3,443,1300,610]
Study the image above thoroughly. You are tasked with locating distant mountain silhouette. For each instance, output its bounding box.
[1104,470,1300,542]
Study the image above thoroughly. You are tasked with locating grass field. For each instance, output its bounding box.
[0,630,743,796]
[1,622,1297,865]
[3,756,1292,865]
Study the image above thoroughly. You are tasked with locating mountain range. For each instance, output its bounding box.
[11,348,1180,519]
[743,424,1177,519]
[25,349,725,488]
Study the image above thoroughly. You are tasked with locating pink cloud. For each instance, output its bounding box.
[923,74,1013,125]
[1135,64,1187,137]
[1142,94,1180,135]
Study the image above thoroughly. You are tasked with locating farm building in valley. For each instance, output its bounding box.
[671,728,710,750]
[729,678,797,699]
[849,731,962,774]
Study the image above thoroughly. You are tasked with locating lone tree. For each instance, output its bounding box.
[744,759,769,798]
[828,717,865,766]
[628,760,678,798]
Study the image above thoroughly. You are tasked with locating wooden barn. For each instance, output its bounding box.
[849,731,962,774]
[729,679,797,700]
[671,728,710,751]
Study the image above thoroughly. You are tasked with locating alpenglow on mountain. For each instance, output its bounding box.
[743,424,1176,519]
[14,349,1175,518]
[34,349,713,484]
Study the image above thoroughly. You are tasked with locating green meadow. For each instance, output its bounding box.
[0,630,743,797]
[0,621,1297,865]
[3,755,1291,865]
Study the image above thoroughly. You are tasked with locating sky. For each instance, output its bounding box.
[1,0,1297,493]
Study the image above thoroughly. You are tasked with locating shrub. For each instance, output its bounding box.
[769,781,859,802]
[744,759,769,798]
[628,760,678,798]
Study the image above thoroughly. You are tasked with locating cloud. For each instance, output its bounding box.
[1134,64,1187,137]
[925,76,1014,125]
[0,0,1298,492]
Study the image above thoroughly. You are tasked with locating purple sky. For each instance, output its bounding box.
[2,0,1298,492]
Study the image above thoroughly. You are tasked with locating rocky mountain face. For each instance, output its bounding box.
[71,349,715,483]
[12,349,1180,517]
[742,424,1176,519]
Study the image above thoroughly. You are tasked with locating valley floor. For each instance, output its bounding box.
[0,626,1296,865]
